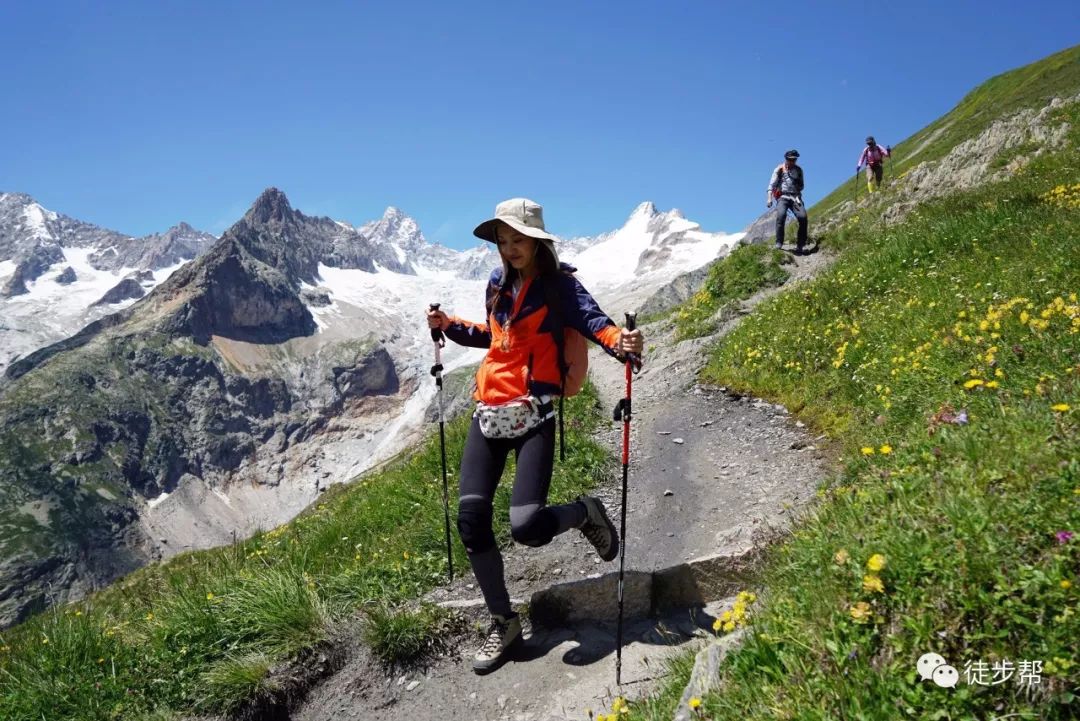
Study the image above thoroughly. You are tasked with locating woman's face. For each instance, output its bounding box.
[495,224,538,272]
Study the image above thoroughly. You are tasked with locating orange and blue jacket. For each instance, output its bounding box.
[445,264,623,404]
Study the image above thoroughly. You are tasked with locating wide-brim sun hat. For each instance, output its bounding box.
[473,198,561,245]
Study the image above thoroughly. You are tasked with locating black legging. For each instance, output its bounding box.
[456,415,585,617]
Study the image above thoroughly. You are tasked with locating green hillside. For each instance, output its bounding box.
[628,46,1080,721]
[0,384,611,720]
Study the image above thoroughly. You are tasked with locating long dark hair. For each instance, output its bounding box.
[490,236,561,314]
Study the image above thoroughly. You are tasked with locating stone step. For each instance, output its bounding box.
[672,629,745,721]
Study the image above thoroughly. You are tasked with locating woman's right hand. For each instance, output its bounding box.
[427,308,449,330]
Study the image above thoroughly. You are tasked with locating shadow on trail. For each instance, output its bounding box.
[506,603,721,672]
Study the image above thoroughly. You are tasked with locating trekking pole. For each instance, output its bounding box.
[613,312,641,686]
[429,303,454,583]
[852,170,859,201]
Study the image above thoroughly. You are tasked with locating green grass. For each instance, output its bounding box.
[629,111,1080,720]
[619,650,697,721]
[362,603,460,665]
[673,243,791,340]
[0,383,611,720]
[196,652,279,714]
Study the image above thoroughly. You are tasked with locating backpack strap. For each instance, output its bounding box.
[542,271,570,461]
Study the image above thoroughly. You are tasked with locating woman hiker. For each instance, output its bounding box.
[426,197,644,673]
[856,135,892,193]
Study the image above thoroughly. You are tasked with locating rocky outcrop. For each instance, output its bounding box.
[332,346,399,401]
[639,262,713,318]
[161,239,317,344]
[92,277,147,306]
[55,266,77,284]
[1,242,66,296]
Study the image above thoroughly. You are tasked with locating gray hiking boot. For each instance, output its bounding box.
[577,495,619,562]
[472,613,522,674]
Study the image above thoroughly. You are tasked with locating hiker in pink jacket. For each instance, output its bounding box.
[857,136,892,193]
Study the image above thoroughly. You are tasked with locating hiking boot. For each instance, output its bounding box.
[472,613,522,674]
[577,495,619,562]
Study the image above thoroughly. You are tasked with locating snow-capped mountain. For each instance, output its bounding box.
[562,201,744,311]
[0,193,217,372]
[358,206,499,280]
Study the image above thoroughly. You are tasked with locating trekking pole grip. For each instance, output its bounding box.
[429,302,445,345]
[624,312,641,372]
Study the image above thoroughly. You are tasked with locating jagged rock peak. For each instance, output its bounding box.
[628,201,658,221]
[0,191,36,206]
[246,187,295,225]
[361,206,426,250]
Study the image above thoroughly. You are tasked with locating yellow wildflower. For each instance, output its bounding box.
[879,444,892,455]
[849,601,872,623]
[1061,580,1072,590]
[867,554,887,572]
[861,447,875,456]
[1052,403,1070,412]
[862,575,885,593]
[206,592,215,601]
[964,379,984,389]
[688,697,702,710]
[712,618,723,632]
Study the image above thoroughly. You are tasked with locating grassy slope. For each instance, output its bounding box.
[814,44,1080,225]
[626,47,1080,721]
[0,384,612,720]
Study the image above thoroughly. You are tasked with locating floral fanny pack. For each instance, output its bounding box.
[474,395,554,439]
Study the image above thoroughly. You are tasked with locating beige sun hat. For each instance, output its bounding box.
[473,198,561,245]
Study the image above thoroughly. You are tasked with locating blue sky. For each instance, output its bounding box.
[1,1,1076,248]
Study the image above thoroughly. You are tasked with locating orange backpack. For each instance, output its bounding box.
[542,270,588,397]
[543,272,589,459]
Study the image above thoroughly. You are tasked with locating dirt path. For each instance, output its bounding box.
[292,250,836,721]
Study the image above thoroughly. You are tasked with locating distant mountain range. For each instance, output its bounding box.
[0,187,741,627]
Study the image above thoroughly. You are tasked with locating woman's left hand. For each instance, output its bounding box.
[619,328,643,355]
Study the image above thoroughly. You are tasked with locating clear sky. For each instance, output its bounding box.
[1,1,1076,248]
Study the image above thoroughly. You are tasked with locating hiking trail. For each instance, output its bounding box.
[290,249,835,721]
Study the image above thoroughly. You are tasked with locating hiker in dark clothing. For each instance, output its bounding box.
[767,149,808,254]
[856,136,892,193]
